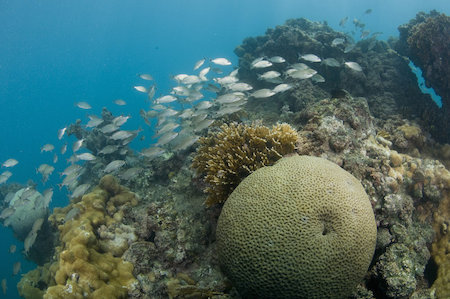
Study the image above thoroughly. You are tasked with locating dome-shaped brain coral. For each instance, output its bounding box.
[216,155,377,298]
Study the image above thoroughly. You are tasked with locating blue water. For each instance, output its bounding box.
[1,1,449,297]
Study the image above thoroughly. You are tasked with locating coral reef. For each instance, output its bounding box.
[17,263,56,299]
[216,155,377,298]
[396,11,450,143]
[235,17,444,143]
[29,175,139,298]
[430,187,450,298]
[16,15,450,299]
[192,122,298,206]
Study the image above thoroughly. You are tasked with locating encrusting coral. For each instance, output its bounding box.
[37,175,139,299]
[191,122,298,206]
[430,186,450,298]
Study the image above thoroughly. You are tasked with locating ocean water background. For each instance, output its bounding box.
[0,0,448,297]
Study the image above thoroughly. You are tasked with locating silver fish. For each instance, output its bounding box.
[269,56,286,63]
[339,16,348,27]
[2,159,18,168]
[1,171,12,179]
[139,73,153,80]
[171,86,191,96]
[211,58,232,66]
[61,164,82,177]
[344,44,355,53]
[0,174,10,185]
[195,101,213,110]
[72,139,84,153]
[290,68,317,79]
[251,89,276,98]
[311,74,326,83]
[75,153,96,161]
[199,67,210,80]
[13,262,21,276]
[156,132,179,146]
[0,207,15,220]
[37,164,54,176]
[345,61,363,72]
[228,82,253,92]
[273,83,293,94]
[140,147,165,159]
[322,58,341,67]
[86,115,104,128]
[43,188,53,206]
[205,83,220,93]
[360,30,370,39]
[61,144,67,155]
[172,134,199,151]
[114,99,127,106]
[215,105,243,116]
[156,122,180,136]
[194,58,205,70]
[134,86,148,93]
[40,144,54,153]
[291,63,309,70]
[159,108,178,118]
[251,60,272,69]
[103,160,126,173]
[299,54,321,63]
[100,124,119,134]
[57,127,66,140]
[216,92,245,104]
[98,145,119,155]
[148,85,156,100]
[59,170,81,188]
[173,74,189,82]
[193,119,214,132]
[113,115,130,127]
[24,231,37,254]
[258,71,281,80]
[155,95,177,104]
[331,38,345,47]
[53,153,58,163]
[75,101,92,109]
[110,130,134,140]
[214,75,238,85]
[178,109,194,119]
[182,75,201,85]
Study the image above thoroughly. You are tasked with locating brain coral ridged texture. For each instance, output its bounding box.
[216,155,377,298]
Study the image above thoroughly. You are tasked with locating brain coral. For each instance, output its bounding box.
[216,155,377,298]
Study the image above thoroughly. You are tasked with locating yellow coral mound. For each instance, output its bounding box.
[44,175,138,299]
[192,122,298,206]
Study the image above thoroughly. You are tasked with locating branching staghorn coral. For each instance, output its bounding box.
[192,122,298,206]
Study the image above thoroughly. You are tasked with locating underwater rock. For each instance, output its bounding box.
[396,10,450,143]
[234,17,444,143]
[3,188,47,241]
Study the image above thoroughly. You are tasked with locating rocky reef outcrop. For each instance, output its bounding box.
[396,11,450,143]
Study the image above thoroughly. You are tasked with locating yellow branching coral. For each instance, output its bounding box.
[192,122,298,206]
